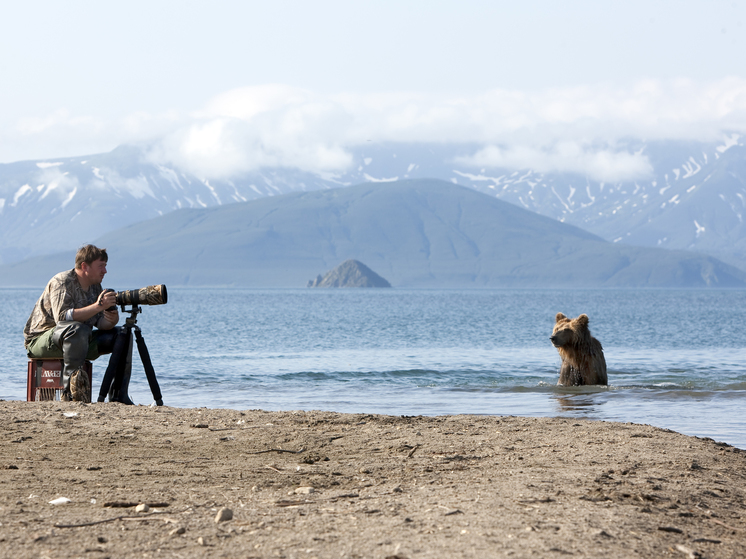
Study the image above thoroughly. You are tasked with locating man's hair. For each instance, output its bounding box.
[75,245,108,269]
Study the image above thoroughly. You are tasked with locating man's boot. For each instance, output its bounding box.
[53,322,91,402]
[70,369,91,403]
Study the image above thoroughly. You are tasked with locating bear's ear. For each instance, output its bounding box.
[555,312,567,323]
[575,314,589,327]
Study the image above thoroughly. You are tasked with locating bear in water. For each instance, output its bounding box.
[550,313,607,386]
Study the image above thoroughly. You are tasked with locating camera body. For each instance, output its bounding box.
[104,284,168,311]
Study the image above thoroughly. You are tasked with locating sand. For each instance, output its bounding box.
[1,400,744,558]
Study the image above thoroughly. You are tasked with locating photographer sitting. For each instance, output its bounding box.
[24,244,125,403]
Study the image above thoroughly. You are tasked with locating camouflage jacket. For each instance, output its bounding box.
[23,269,103,346]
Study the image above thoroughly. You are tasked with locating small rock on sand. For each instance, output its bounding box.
[49,497,71,505]
[295,486,315,495]
[215,507,233,522]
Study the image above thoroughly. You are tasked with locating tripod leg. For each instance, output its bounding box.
[110,332,135,405]
[134,327,163,406]
[97,326,129,402]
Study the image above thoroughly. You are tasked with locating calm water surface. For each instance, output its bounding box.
[2,288,745,448]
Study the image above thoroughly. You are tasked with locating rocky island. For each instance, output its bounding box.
[307,259,391,288]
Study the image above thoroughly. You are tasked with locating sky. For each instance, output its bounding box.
[1,0,745,180]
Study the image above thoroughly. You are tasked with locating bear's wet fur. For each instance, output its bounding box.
[550,313,607,386]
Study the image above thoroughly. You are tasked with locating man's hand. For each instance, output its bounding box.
[100,308,120,330]
[98,289,117,310]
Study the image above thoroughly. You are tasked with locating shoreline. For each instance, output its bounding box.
[2,400,745,558]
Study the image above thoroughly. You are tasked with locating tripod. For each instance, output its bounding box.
[97,304,164,406]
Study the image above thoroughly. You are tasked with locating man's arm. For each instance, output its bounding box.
[70,290,118,324]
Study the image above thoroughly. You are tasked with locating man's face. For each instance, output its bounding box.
[82,259,107,284]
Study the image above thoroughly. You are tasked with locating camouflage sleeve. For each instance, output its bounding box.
[48,274,77,323]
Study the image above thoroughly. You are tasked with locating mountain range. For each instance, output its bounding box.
[1,180,743,288]
[1,136,745,273]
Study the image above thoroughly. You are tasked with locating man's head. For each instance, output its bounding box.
[75,245,108,269]
[75,245,108,288]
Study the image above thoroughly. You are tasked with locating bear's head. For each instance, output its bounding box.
[550,312,590,349]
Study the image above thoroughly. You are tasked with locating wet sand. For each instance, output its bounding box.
[1,400,744,558]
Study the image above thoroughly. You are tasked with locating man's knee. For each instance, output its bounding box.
[94,327,120,356]
[52,321,93,356]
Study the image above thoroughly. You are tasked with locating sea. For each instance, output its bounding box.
[2,288,745,449]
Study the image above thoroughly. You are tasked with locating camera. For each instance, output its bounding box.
[104,284,168,310]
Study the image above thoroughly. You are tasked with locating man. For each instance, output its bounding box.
[24,245,121,402]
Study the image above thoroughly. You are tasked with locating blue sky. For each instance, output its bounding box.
[1,0,745,178]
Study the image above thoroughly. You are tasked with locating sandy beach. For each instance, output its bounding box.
[1,400,744,558]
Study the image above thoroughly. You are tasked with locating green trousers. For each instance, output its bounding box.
[26,326,102,361]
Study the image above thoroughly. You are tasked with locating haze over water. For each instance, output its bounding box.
[2,288,745,449]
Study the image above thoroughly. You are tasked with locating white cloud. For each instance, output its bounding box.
[455,143,654,182]
[148,79,746,179]
[147,85,354,178]
[4,79,746,179]
[16,109,102,136]
[199,84,311,121]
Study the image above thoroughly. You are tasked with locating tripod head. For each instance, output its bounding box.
[120,304,143,326]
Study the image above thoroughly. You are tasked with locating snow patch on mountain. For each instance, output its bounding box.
[201,179,221,204]
[716,133,741,153]
[682,158,701,179]
[13,184,32,206]
[363,173,398,183]
[60,187,77,209]
[452,170,502,185]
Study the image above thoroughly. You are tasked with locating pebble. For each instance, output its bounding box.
[197,536,205,546]
[675,544,699,559]
[135,503,150,513]
[169,526,186,536]
[215,507,233,522]
[49,497,71,505]
[294,487,315,495]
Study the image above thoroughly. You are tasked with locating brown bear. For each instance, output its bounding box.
[550,313,607,386]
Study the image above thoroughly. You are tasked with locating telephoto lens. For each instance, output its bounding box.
[105,285,168,310]
[116,284,168,306]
